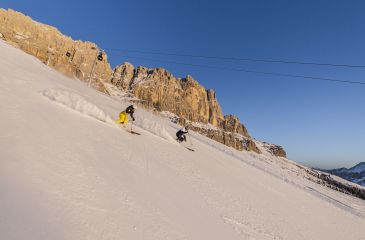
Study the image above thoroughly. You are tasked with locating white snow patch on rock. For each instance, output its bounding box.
[191,122,219,131]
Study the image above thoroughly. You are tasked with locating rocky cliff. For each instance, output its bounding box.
[111,63,224,125]
[0,8,113,91]
[0,8,286,156]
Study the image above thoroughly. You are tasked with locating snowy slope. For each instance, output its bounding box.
[1,40,365,240]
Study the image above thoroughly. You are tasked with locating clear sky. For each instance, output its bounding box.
[2,0,365,169]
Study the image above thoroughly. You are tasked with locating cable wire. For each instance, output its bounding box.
[104,48,365,69]
[107,54,365,85]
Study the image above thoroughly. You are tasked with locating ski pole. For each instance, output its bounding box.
[188,132,193,146]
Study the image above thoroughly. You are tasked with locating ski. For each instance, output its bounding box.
[127,130,141,135]
[176,139,195,151]
[185,147,195,152]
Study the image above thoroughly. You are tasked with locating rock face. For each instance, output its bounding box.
[221,115,250,138]
[261,143,287,158]
[191,126,260,153]
[0,8,286,155]
[111,63,135,90]
[111,63,225,125]
[0,8,113,90]
[206,89,223,126]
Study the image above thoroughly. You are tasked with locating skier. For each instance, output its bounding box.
[176,126,189,143]
[117,105,136,125]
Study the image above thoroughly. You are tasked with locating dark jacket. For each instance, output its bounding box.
[125,105,135,121]
[176,128,188,137]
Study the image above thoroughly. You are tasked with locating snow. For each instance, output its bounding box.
[1,39,365,240]
[349,162,365,173]
[103,82,139,101]
[353,176,365,183]
[191,121,219,131]
[42,88,117,125]
[131,71,150,88]
[42,87,175,143]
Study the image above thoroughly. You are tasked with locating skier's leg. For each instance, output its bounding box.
[118,111,127,124]
[176,132,181,142]
[116,112,124,124]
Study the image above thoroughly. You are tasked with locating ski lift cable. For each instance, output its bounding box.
[107,54,365,86]
[104,48,365,69]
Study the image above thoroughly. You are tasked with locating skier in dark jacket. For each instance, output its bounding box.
[125,105,136,121]
[176,126,189,142]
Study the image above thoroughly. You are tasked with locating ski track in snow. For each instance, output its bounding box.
[305,186,364,218]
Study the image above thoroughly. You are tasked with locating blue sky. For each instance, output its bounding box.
[2,0,365,168]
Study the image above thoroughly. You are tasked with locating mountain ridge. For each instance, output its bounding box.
[320,162,365,187]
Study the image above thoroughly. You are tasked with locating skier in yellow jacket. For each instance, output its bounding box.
[117,105,136,125]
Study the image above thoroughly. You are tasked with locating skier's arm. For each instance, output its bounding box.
[130,111,135,121]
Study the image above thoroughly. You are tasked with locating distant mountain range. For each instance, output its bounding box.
[321,162,365,187]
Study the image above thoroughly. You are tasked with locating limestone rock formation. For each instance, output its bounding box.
[0,8,113,90]
[111,63,135,90]
[271,146,286,157]
[262,143,287,157]
[207,89,224,126]
[221,115,250,138]
[111,62,225,125]
[189,125,261,153]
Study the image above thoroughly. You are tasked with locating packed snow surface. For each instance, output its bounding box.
[1,40,365,240]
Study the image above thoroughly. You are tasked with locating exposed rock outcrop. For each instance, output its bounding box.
[221,115,250,138]
[192,127,251,151]
[0,8,113,91]
[111,63,135,90]
[206,89,224,126]
[111,62,225,125]
[262,143,287,158]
